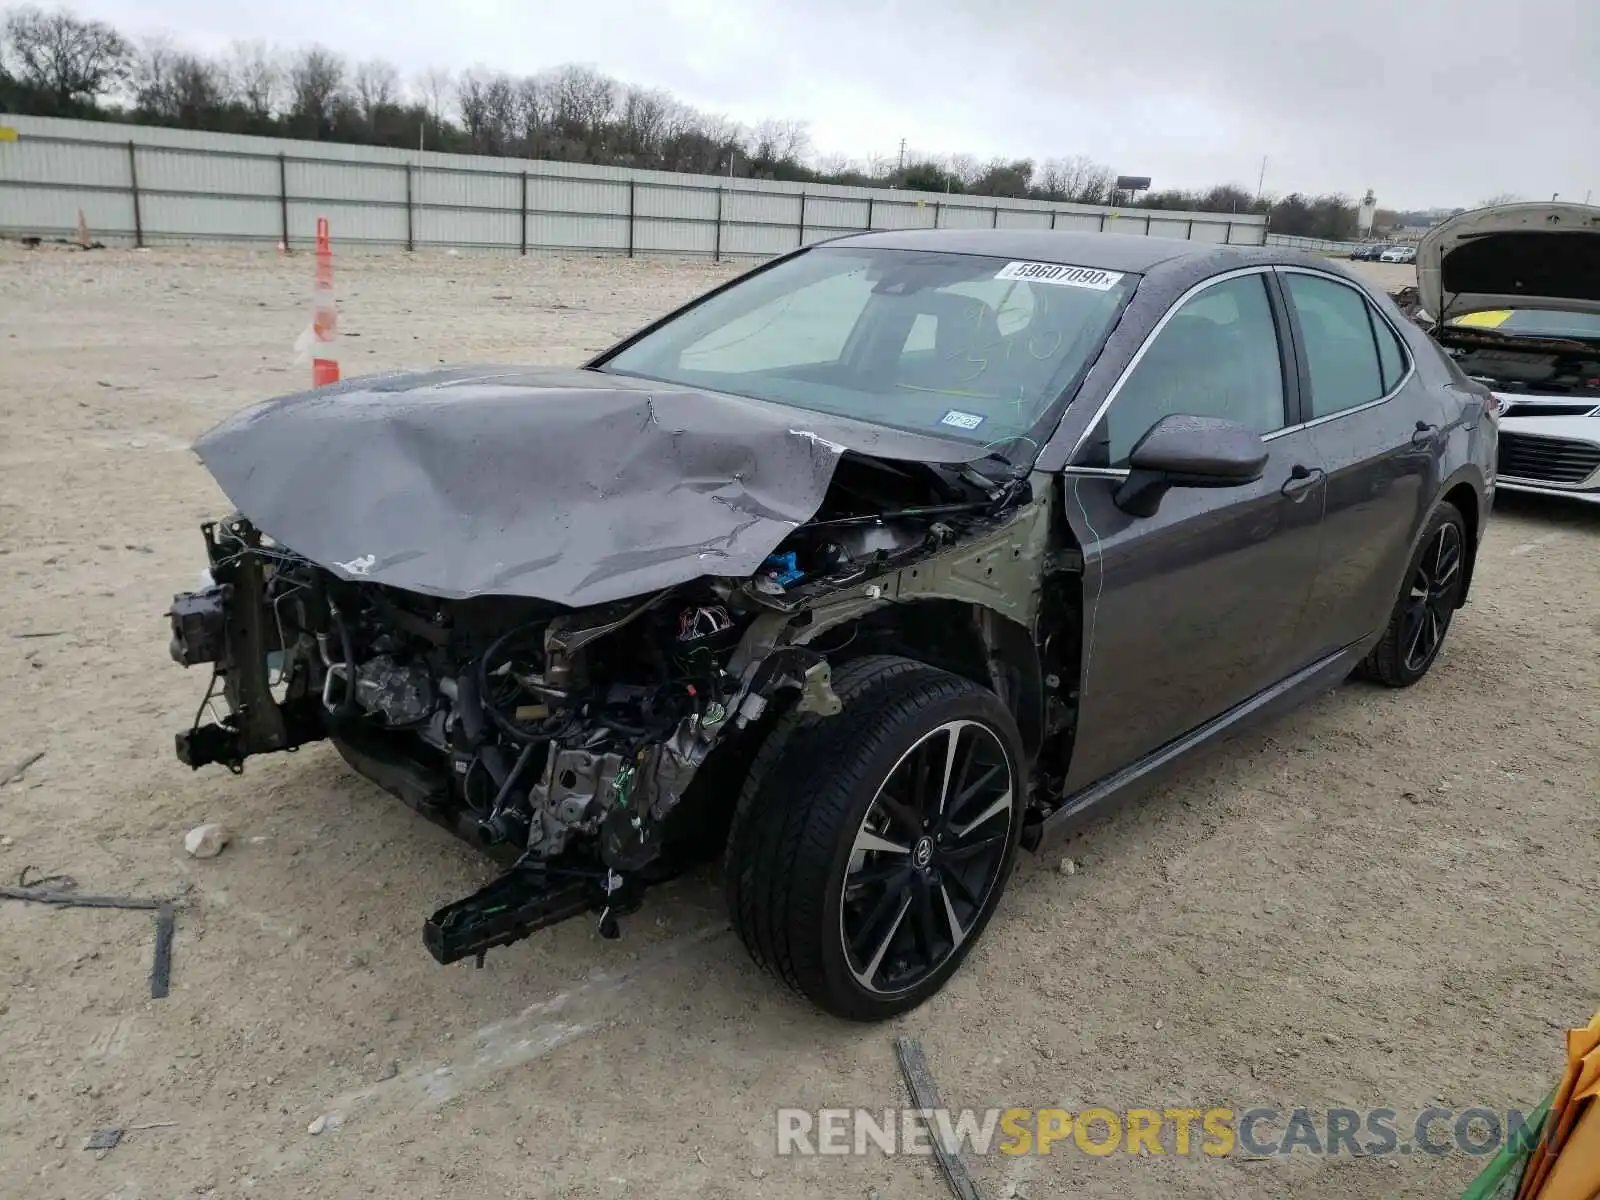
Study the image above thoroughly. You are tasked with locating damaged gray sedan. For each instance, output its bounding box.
[168,230,1494,1019]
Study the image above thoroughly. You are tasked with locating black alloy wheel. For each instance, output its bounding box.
[1401,519,1464,674]
[724,656,1027,1020]
[841,718,1015,997]
[1359,501,1469,687]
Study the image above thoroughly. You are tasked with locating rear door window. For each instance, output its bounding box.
[1371,313,1410,393]
[1283,273,1389,418]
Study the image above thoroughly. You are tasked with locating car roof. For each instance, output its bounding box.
[827,228,1272,274]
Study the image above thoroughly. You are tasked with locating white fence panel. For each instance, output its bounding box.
[0,114,1270,258]
[1,184,136,239]
[143,194,280,242]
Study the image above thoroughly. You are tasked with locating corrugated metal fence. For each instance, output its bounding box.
[1265,232,1365,255]
[0,115,1269,258]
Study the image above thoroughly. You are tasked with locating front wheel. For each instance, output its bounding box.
[1358,502,1468,687]
[723,656,1026,1021]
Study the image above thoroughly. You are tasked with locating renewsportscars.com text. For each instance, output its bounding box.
[775,1106,1538,1158]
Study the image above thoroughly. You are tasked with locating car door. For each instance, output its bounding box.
[1059,269,1328,791]
[1276,268,1444,657]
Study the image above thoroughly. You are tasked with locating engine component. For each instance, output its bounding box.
[1455,347,1559,386]
[471,740,540,846]
[677,605,732,642]
[168,584,231,667]
[529,748,626,854]
[762,552,805,588]
[352,655,435,725]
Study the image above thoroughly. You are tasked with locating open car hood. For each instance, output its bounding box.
[192,366,986,607]
[1417,202,1600,324]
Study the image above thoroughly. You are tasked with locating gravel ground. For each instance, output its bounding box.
[0,244,1596,1200]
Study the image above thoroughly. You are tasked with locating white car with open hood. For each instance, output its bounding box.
[1418,202,1600,503]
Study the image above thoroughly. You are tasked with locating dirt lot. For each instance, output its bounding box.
[1,244,1596,1200]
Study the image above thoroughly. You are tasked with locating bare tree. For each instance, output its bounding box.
[413,66,453,124]
[947,153,983,189]
[227,40,281,118]
[456,67,516,153]
[1037,157,1068,198]
[513,74,550,156]
[968,157,1033,197]
[130,35,177,111]
[1198,183,1254,213]
[1477,192,1523,208]
[483,73,517,153]
[455,68,493,150]
[1039,154,1113,203]
[615,84,670,166]
[656,99,708,172]
[132,37,225,126]
[352,58,398,129]
[858,152,889,179]
[747,117,811,167]
[700,113,743,174]
[547,64,615,159]
[655,105,740,175]
[2,4,130,107]
[286,45,345,133]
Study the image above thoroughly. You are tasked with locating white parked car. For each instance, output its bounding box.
[1379,245,1417,263]
[1418,202,1600,504]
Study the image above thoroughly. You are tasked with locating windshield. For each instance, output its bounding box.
[1449,309,1600,340]
[597,246,1138,445]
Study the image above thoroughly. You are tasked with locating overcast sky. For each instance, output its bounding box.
[65,0,1599,209]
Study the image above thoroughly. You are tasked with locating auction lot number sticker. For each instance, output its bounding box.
[995,261,1124,290]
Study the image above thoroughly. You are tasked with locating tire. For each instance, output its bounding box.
[1358,502,1468,688]
[723,655,1027,1021]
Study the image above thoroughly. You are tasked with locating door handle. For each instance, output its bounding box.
[1412,420,1439,446]
[1281,463,1325,499]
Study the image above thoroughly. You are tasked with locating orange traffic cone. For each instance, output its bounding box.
[311,217,340,387]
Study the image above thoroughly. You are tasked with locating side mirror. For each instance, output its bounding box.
[1113,414,1268,517]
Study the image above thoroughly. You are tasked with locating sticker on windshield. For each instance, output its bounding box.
[940,409,985,431]
[995,261,1124,290]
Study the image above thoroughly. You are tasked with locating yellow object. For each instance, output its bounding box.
[1520,1008,1600,1200]
[1452,310,1514,328]
[0,127,17,142]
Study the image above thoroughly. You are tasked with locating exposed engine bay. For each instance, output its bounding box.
[1434,323,1600,397]
[168,449,1054,967]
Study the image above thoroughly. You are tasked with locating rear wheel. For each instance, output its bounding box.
[1358,502,1467,687]
[723,656,1026,1021]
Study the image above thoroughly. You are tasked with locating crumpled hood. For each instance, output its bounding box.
[1418,202,1600,323]
[193,366,983,607]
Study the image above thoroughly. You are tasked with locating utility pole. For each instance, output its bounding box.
[1255,155,1268,202]
[897,138,906,171]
